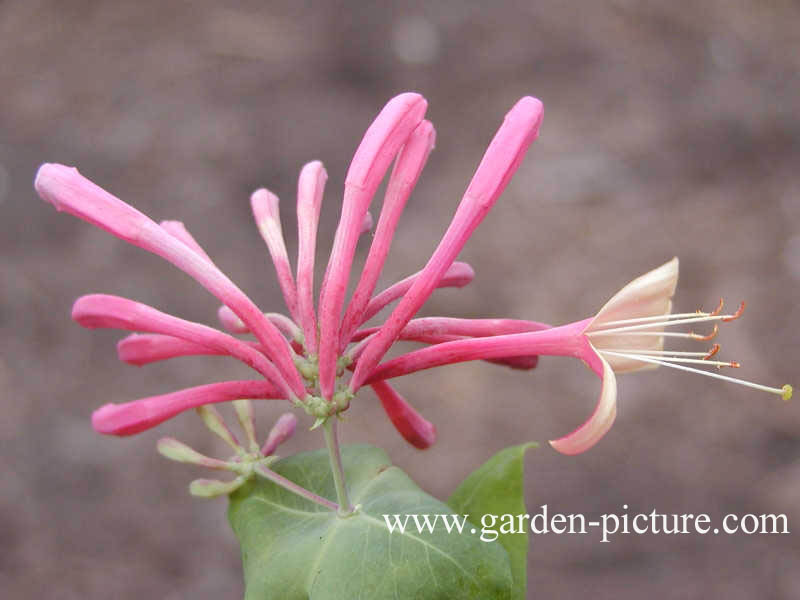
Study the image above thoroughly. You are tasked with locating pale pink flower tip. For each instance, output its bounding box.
[463,96,543,206]
[92,402,148,436]
[261,412,298,456]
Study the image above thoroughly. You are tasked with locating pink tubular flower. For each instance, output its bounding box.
[365,258,792,455]
[36,92,545,448]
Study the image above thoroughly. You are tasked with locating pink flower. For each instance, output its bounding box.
[36,93,545,448]
[364,258,792,455]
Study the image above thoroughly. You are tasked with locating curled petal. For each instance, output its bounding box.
[371,380,436,449]
[549,350,617,455]
[92,381,282,436]
[588,258,679,373]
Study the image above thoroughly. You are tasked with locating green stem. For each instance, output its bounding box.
[253,464,339,512]
[323,419,353,516]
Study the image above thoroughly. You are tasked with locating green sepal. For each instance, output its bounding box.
[448,442,537,600]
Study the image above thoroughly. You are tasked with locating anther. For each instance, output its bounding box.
[715,360,740,370]
[722,301,746,322]
[690,323,718,341]
[703,344,720,360]
[708,298,724,316]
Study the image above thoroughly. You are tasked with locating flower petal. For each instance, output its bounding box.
[371,380,436,449]
[74,294,289,394]
[261,412,299,456]
[340,120,436,347]
[549,350,617,455]
[92,380,282,435]
[295,161,327,354]
[160,220,214,263]
[251,188,299,321]
[360,261,474,326]
[588,258,679,373]
[35,164,305,397]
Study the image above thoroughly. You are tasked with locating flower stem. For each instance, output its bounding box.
[253,463,339,512]
[322,419,353,516]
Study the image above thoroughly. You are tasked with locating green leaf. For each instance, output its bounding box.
[228,444,513,600]
[448,443,537,600]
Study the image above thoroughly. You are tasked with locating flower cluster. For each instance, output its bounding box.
[157,406,301,499]
[35,93,543,450]
[36,92,790,461]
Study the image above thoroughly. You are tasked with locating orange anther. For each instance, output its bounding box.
[708,298,724,316]
[691,323,719,341]
[703,344,721,360]
[722,301,746,322]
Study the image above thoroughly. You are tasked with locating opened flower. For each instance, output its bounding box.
[35,93,545,458]
[365,258,792,454]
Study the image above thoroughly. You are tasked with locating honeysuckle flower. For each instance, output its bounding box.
[156,406,328,503]
[365,258,792,455]
[35,92,545,452]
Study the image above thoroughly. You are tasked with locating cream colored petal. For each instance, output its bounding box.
[587,258,678,371]
[549,352,617,455]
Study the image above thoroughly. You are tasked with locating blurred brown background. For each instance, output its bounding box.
[1,1,799,598]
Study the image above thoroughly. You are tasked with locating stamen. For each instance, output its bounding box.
[703,344,721,359]
[722,301,745,322]
[594,311,721,328]
[601,349,737,368]
[590,314,737,336]
[607,349,713,357]
[708,298,724,316]
[644,356,738,368]
[691,324,718,341]
[591,328,718,340]
[599,350,790,399]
